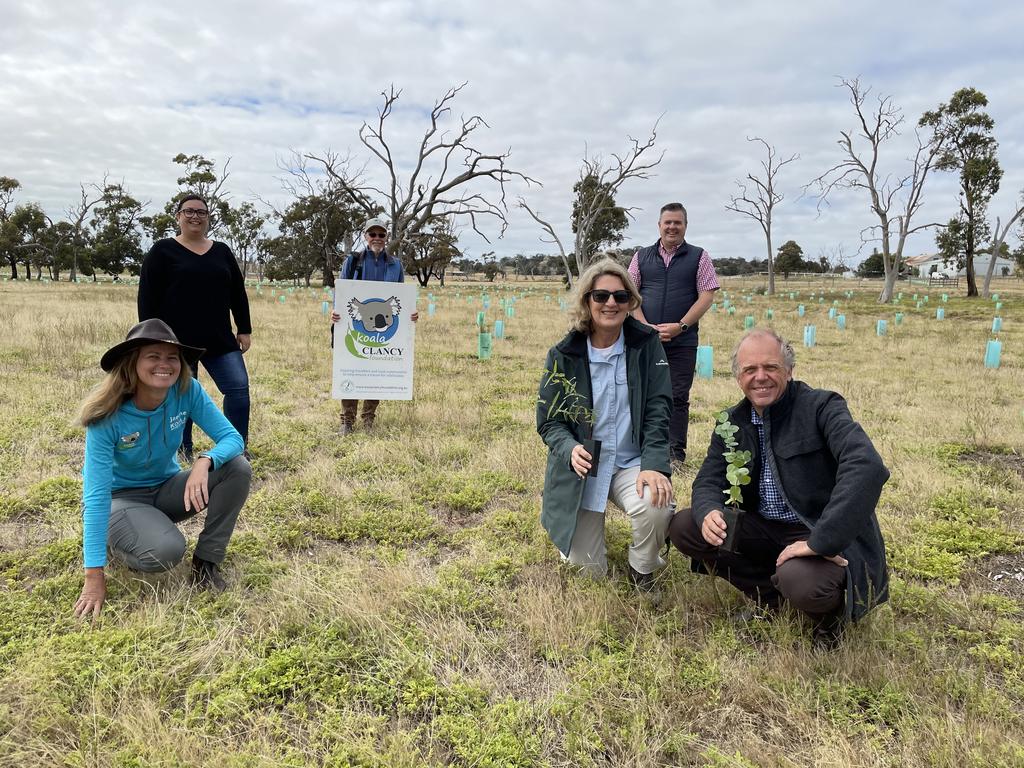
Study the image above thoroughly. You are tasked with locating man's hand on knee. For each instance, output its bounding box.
[776,540,848,568]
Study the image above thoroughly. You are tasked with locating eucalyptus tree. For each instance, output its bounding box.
[920,88,1003,297]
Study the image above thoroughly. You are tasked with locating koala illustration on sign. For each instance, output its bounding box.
[348,296,402,331]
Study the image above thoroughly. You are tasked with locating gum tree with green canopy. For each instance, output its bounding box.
[221,201,266,280]
[0,176,22,279]
[89,183,145,278]
[405,217,460,287]
[571,172,629,262]
[775,239,807,278]
[141,153,233,240]
[518,124,662,288]
[265,151,366,287]
[725,136,798,296]
[808,77,945,304]
[6,203,47,279]
[920,88,1003,298]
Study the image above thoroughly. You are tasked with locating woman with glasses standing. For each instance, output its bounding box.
[536,259,674,592]
[138,194,253,461]
[330,217,417,434]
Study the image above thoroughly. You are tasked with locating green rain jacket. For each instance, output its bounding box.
[537,316,672,554]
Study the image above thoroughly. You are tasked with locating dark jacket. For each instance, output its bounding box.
[340,248,405,283]
[691,380,890,622]
[537,317,672,554]
[636,240,703,348]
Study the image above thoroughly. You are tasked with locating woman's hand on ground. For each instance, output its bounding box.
[74,568,106,622]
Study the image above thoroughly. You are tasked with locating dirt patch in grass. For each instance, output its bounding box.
[966,551,1024,601]
[960,449,1024,478]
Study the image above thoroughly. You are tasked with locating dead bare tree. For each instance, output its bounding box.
[305,83,536,266]
[516,202,574,286]
[518,125,662,288]
[807,77,945,303]
[66,179,107,281]
[725,137,798,296]
[983,192,1024,297]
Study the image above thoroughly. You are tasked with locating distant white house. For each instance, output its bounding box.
[904,253,1016,279]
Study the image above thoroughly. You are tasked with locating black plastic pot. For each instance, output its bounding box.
[580,438,602,477]
[719,507,744,553]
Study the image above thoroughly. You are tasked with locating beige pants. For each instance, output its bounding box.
[565,465,673,577]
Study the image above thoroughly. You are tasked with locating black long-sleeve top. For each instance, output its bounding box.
[138,238,252,357]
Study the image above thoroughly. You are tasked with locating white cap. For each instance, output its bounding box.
[363,217,390,234]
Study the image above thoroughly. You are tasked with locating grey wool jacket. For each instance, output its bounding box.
[691,380,890,622]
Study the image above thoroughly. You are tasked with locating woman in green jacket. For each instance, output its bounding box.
[537,259,674,590]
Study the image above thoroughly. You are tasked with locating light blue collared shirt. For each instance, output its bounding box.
[581,330,642,512]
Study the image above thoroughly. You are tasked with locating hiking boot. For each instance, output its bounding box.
[729,601,779,625]
[812,615,845,650]
[627,564,657,594]
[191,557,227,592]
[340,421,355,436]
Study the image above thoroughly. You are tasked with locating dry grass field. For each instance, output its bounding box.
[0,274,1022,767]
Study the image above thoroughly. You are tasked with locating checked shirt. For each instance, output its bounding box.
[750,409,801,523]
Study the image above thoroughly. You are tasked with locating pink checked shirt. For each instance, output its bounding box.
[627,242,720,293]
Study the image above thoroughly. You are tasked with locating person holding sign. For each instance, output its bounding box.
[330,217,417,434]
[536,259,673,593]
[74,320,252,620]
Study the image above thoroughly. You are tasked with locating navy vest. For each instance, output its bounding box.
[637,240,702,348]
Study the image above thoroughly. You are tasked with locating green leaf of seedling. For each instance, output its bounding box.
[716,411,730,424]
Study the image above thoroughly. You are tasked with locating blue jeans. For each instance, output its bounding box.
[182,350,250,452]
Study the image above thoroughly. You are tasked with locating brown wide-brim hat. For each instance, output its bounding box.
[100,319,205,372]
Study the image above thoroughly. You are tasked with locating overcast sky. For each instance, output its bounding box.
[2,1,1022,267]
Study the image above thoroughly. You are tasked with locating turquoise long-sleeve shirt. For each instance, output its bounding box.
[81,382,243,568]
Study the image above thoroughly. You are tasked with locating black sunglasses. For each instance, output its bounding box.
[588,289,631,305]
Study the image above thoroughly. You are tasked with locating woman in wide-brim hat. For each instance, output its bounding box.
[74,319,252,620]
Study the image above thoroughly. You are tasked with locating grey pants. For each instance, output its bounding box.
[108,456,252,572]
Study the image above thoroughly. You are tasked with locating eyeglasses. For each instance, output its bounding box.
[588,289,631,305]
[179,208,209,219]
[366,231,387,239]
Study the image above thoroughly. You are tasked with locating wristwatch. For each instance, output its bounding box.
[678,321,689,332]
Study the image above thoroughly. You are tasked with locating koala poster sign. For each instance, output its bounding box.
[332,279,417,400]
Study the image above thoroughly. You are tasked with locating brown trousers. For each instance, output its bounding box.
[341,399,380,427]
[668,508,846,621]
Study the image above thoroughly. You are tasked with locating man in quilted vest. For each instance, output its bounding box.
[628,203,719,463]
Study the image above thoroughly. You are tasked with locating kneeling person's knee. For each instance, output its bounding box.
[132,528,187,572]
[774,558,845,615]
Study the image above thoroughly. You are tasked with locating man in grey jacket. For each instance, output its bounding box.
[668,329,889,641]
